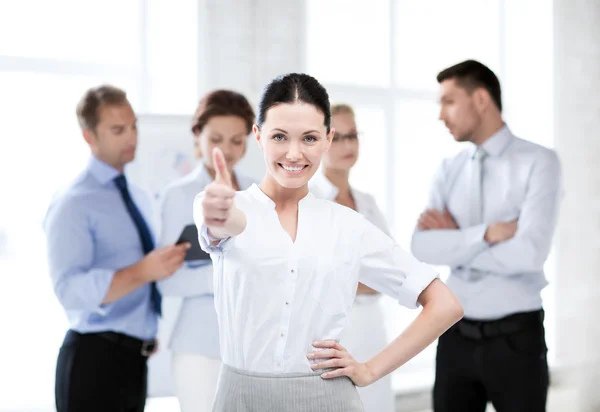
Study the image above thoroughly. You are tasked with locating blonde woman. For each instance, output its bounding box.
[309,103,395,412]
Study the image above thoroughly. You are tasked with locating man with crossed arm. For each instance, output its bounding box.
[411,60,562,412]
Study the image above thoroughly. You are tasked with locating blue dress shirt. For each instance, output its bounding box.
[44,156,157,340]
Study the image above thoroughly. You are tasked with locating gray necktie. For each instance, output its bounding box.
[469,147,487,226]
[467,148,487,281]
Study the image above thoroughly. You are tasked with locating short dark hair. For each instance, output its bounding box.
[191,90,255,135]
[76,85,129,130]
[437,60,502,112]
[257,73,331,132]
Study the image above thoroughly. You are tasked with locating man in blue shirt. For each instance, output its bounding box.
[45,85,189,412]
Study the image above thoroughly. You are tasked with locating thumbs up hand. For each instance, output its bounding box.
[202,148,236,227]
[212,146,233,188]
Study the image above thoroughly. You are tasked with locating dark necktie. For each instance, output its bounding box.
[114,174,162,316]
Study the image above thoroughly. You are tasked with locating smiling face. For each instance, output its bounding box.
[254,102,334,190]
[322,111,359,171]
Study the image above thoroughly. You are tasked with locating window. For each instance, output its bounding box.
[306,0,391,87]
[393,0,502,91]
[0,0,142,65]
[0,1,200,409]
[145,0,199,114]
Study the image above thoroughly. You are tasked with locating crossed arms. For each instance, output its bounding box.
[411,151,562,276]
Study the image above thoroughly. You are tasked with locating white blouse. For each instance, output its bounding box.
[309,171,392,304]
[309,171,391,236]
[193,184,438,374]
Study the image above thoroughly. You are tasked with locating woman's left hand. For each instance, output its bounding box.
[308,340,376,387]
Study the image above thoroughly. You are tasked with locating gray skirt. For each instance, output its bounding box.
[212,364,365,412]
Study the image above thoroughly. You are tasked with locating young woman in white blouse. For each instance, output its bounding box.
[194,73,463,412]
[156,90,256,412]
[309,103,395,412]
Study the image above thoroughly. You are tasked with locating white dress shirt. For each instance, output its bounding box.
[411,125,562,320]
[156,164,255,356]
[194,183,438,373]
[309,171,391,305]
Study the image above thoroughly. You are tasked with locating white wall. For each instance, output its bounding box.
[554,0,600,409]
[196,0,307,181]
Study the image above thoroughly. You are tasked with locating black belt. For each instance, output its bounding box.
[67,330,157,357]
[96,332,157,357]
[452,310,544,340]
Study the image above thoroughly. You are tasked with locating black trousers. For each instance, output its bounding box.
[55,330,148,412]
[433,310,549,412]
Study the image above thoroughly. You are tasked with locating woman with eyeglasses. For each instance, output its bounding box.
[309,103,395,412]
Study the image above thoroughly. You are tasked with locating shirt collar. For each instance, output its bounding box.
[476,124,513,158]
[310,169,366,212]
[309,169,339,201]
[87,155,122,185]
[248,183,314,209]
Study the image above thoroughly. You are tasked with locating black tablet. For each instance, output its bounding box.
[176,224,211,261]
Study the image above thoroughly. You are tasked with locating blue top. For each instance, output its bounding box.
[44,156,157,340]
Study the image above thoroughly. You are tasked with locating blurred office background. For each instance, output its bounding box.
[0,0,598,410]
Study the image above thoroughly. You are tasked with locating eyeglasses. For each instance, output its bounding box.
[332,131,361,142]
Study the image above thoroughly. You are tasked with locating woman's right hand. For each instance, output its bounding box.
[202,148,236,228]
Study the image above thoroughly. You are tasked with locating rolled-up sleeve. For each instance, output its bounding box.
[44,199,115,312]
[359,218,439,309]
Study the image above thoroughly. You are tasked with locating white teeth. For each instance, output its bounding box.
[282,165,304,172]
